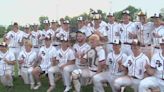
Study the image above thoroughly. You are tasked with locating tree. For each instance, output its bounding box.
[114,5,141,22]
[0,25,6,38]
[160,8,164,21]
[38,16,49,30]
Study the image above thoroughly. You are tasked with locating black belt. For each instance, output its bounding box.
[90,69,97,72]
[33,46,39,48]
[141,44,151,47]
[131,76,138,79]
[53,45,59,47]
[22,66,28,68]
[123,42,130,45]
[154,47,160,49]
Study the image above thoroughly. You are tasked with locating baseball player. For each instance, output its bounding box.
[135,11,154,60]
[139,37,164,92]
[31,23,42,54]
[55,20,70,41]
[77,16,92,37]
[39,20,54,46]
[71,34,106,92]
[93,39,127,92]
[113,39,150,92]
[119,10,138,56]
[32,36,57,90]
[5,22,24,76]
[151,13,164,54]
[47,37,76,92]
[90,13,108,42]
[0,42,16,87]
[18,40,37,89]
[106,13,121,53]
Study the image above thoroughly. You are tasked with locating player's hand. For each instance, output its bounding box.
[19,60,24,64]
[3,58,9,64]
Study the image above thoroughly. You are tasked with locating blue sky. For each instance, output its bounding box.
[0,0,164,26]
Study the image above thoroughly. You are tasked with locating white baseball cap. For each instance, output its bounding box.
[43,20,50,24]
[151,13,162,18]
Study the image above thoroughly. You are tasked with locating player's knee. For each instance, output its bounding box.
[72,70,81,80]
[114,78,122,89]
[48,67,54,74]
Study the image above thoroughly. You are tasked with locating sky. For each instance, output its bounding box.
[0,0,164,26]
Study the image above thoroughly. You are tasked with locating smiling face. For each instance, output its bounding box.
[76,33,86,43]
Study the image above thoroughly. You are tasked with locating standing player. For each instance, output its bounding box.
[135,11,154,60]
[32,36,57,90]
[5,22,24,76]
[151,13,164,54]
[40,20,54,46]
[77,16,92,37]
[139,37,164,92]
[93,39,127,92]
[106,13,121,53]
[56,20,70,41]
[0,42,16,87]
[113,39,149,92]
[119,10,137,55]
[71,34,106,92]
[18,40,37,89]
[31,23,42,54]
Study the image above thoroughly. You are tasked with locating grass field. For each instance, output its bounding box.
[0,75,134,92]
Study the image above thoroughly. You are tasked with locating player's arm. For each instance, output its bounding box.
[97,60,106,73]
[4,59,16,65]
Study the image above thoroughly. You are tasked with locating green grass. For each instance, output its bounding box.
[0,75,134,92]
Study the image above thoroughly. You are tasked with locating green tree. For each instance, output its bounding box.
[114,5,141,22]
[160,8,164,21]
[0,25,6,38]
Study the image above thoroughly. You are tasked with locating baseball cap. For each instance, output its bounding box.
[24,24,30,28]
[63,20,70,24]
[151,13,162,18]
[51,20,58,23]
[107,12,114,17]
[122,10,130,15]
[43,20,50,24]
[76,31,86,35]
[77,16,85,21]
[112,39,121,45]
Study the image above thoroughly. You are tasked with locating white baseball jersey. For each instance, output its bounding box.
[151,52,164,79]
[39,29,54,45]
[78,26,92,37]
[56,47,75,67]
[123,53,149,79]
[83,46,106,71]
[90,26,107,37]
[31,30,42,47]
[107,22,121,43]
[73,43,91,67]
[120,22,137,43]
[18,50,37,68]
[106,52,127,75]
[152,25,164,46]
[55,28,70,40]
[38,45,57,71]
[6,30,24,47]
[135,22,154,45]
[0,51,15,76]
[91,20,108,28]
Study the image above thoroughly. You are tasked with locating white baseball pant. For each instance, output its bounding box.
[93,71,123,92]
[48,65,60,86]
[20,67,34,85]
[114,76,141,92]
[72,68,97,92]
[139,76,164,92]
